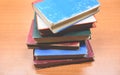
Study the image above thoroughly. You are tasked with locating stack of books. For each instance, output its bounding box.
[26,0,100,68]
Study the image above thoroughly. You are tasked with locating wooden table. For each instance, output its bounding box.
[0,0,120,75]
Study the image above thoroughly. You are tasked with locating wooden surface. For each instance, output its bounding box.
[0,0,120,75]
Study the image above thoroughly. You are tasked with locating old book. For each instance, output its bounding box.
[26,20,80,49]
[32,0,100,33]
[36,14,96,36]
[33,19,91,44]
[34,40,94,68]
[33,41,89,60]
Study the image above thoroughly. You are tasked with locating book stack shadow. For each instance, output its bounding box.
[26,0,100,68]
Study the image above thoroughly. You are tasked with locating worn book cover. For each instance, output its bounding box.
[33,0,100,33]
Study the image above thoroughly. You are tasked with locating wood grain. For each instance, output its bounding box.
[0,0,120,75]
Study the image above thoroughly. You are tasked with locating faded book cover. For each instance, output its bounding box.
[32,0,100,33]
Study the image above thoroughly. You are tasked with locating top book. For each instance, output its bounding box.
[32,0,100,33]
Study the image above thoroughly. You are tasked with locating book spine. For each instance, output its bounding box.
[27,44,79,50]
[35,35,90,44]
[34,58,94,68]
[34,54,85,60]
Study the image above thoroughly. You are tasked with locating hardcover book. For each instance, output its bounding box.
[34,40,94,68]
[26,20,80,49]
[33,41,89,60]
[36,14,96,36]
[32,0,100,33]
[33,19,91,44]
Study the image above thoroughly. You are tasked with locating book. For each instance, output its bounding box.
[34,58,94,68]
[32,0,100,33]
[34,40,94,68]
[26,20,80,49]
[33,41,89,60]
[36,14,96,36]
[33,18,91,44]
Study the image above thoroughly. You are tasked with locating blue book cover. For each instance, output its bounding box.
[33,0,100,33]
[34,41,88,60]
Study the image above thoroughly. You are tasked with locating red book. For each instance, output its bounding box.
[34,40,94,68]
[26,20,80,50]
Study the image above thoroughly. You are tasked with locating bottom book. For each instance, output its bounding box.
[34,40,94,68]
